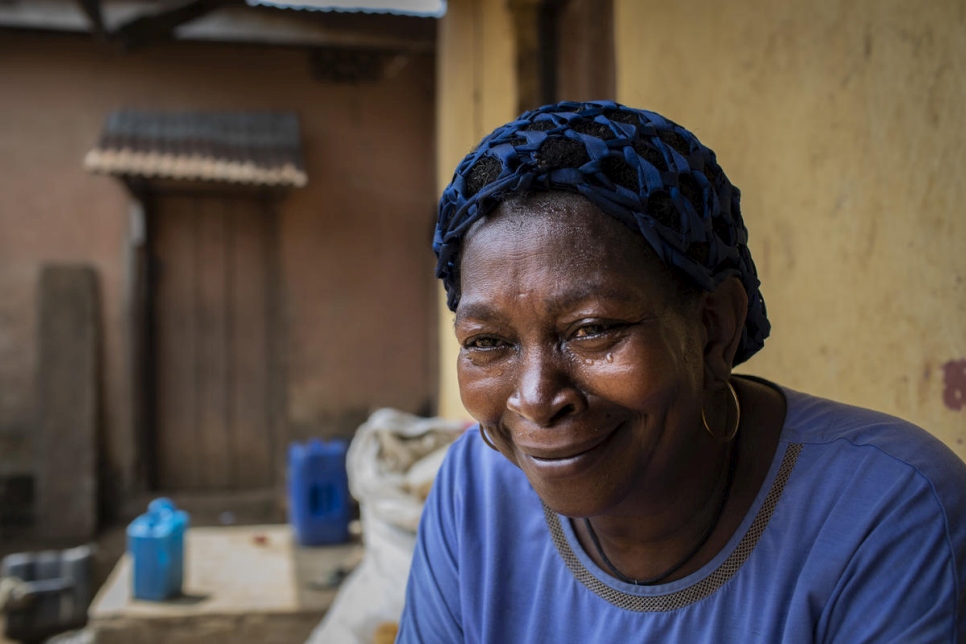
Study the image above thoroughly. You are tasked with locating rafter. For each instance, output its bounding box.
[113,0,245,51]
[75,0,105,37]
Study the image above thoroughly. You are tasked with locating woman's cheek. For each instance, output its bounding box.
[457,358,510,423]
[582,345,669,404]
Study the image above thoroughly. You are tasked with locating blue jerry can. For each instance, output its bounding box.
[288,439,351,545]
[126,497,189,601]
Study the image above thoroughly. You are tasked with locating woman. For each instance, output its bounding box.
[398,101,966,642]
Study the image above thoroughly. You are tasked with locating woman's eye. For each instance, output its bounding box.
[466,336,506,349]
[573,324,608,338]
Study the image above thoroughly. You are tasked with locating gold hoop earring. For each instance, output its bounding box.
[479,425,499,451]
[701,379,740,443]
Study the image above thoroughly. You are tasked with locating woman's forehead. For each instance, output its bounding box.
[459,194,672,314]
[464,193,658,268]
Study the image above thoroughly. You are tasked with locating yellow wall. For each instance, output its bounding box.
[435,0,518,419]
[615,0,966,458]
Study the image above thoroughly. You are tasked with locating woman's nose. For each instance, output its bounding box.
[506,348,586,427]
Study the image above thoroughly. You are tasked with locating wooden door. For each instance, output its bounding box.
[151,194,276,491]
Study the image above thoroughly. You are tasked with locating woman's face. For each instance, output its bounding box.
[455,194,714,519]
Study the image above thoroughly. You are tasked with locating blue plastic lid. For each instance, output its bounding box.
[128,498,189,539]
[148,497,176,515]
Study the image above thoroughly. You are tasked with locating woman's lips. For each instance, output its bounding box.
[519,424,623,477]
[528,435,609,461]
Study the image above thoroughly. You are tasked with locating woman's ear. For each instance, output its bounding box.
[701,277,748,383]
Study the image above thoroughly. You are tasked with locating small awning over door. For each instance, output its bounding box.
[84,110,307,188]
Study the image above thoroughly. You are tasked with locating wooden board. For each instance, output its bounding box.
[37,266,98,539]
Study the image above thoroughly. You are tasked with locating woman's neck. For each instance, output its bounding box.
[574,377,786,584]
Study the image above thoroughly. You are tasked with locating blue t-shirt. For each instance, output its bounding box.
[398,387,966,643]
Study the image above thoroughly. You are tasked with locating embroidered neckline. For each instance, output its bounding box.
[542,443,803,612]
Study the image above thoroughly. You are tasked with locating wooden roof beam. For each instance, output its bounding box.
[75,0,106,38]
[113,0,245,51]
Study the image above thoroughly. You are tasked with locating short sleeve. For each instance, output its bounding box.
[817,472,964,643]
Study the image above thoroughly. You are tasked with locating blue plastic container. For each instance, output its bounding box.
[288,439,351,545]
[127,497,189,601]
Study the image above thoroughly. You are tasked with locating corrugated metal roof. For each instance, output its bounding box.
[84,110,307,188]
[246,0,446,18]
[0,2,436,50]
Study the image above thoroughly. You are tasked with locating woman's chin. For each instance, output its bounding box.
[523,467,631,519]
[533,488,622,520]
[514,422,639,517]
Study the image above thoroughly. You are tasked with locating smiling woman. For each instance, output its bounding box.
[397,102,966,642]
[456,195,721,526]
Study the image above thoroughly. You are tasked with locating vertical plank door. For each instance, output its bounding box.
[153,195,275,491]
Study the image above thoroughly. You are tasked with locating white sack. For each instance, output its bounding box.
[306,409,465,644]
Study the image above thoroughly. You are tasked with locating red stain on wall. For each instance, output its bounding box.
[942,360,966,411]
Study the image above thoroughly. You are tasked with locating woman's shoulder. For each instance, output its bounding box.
[426,427,549,572]
[780,386,962,464]
[776,384,966,521]
[436,425,540,509]
[757,387,966,642]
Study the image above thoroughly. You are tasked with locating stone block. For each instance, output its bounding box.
[89,525,358,644]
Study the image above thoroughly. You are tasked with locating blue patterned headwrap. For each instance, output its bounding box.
[434,100,769,365]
